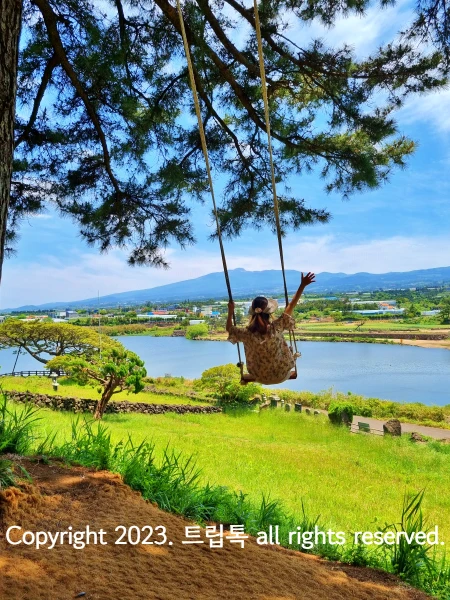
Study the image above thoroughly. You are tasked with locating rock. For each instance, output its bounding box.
[305,408,311,415]
[383,419,402,436]
[285,403,291,412]
[314,410,320,416]
[410,432,428,443]
[294,403,302,412]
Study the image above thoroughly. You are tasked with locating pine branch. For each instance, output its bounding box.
[31,0,122,194]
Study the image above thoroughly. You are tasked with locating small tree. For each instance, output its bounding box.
[185,323,209,340]
[47,345,146,419]
[194,363,262,405]
[328,401,356,426]
[439,298,450,324]
[406,304,421,319]
[0,321,110,365]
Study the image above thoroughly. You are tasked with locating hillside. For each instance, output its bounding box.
[5,266,450,311]
[0,458,430,600]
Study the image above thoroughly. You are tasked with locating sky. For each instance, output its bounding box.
[2,0,450,309]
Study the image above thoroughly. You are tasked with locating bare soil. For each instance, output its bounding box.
[0,459,432,600]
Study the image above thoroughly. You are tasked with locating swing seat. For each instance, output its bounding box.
[240,370,297,385]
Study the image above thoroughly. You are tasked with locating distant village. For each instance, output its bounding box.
[0,286,445,324]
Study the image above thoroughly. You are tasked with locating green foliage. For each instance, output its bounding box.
[10,0,449,265]
[328,401,356,425]
[194,363,262,405]
[439,298,450,324]
[275,388,450,427]
[0,321,114,365]
[185,323,209,339]
[0,459,17,490]
[378,489,450,595]
[47,343,147,418]
[406,303,421,318]
[0,394,42,454]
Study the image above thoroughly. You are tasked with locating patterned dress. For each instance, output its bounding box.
[227,313,297,384]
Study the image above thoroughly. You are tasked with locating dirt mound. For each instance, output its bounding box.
[0,459,430,600]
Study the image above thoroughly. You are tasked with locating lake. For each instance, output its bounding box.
[1,336,449,406]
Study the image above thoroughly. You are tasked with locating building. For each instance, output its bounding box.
[351,309,405,315]
[138,314,178,320]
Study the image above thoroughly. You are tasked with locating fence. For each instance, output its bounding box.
[0,370,66,378]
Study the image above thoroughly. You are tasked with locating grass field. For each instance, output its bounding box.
[19,402,450,553]
[0,376,209,406]
[297,321,450,332]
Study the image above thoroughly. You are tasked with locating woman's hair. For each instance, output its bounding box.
[248,296,271,335]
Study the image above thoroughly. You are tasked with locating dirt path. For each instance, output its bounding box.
[350,416,450,440]
[0,460,431,600]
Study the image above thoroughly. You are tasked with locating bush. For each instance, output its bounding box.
[0,458,17,489]
[0,396,43,454]
[185,324,209,339]
[328,401,356,425]
[194,364,262,405]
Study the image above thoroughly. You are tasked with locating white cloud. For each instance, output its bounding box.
[285,0,413,58]
[2,234,450,308]
[398,87,450,134]
[281,234,450,274]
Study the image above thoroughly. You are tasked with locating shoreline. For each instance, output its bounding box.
[198,334,450,350]
[110,329,450,349]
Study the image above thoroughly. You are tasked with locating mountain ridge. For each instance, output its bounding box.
[5,266,450,311]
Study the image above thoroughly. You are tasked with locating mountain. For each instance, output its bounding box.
[5,266,450,311]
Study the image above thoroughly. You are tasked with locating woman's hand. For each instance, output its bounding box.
[301,272,316,287]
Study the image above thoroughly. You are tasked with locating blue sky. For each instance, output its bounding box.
[2,0,450,309]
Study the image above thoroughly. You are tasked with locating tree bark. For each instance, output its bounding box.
[94,380,115,420]
[0,0,22,283]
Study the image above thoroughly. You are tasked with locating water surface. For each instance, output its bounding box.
[1,337,448,406]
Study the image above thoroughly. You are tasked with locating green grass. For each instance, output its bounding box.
[0,376,209,406]
[3,397,450,596]
[22,403,450,553]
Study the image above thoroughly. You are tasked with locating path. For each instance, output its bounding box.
[0,459,431,600]
[350,415,450,440]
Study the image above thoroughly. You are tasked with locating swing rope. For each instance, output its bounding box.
[253,0,299,369]
[176,0,299,377]
[175,0,245,378]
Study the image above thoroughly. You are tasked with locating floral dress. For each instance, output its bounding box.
[227,313,297,384]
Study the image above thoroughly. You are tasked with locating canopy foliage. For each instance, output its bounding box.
[0,320,115,364]
[8,0,450,266]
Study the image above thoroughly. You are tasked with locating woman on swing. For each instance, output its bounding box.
[226,272,315,385]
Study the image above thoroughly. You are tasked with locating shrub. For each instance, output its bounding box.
[194,364,262,404]
[185,324,209,339]
[0,396,42,454]
[328,401,356,425]
[0,459,17,489]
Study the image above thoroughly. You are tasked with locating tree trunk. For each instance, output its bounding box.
[0,0,22,283]
[94,381,115,420]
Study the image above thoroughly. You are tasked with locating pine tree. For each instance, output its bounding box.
[1,0,449,281]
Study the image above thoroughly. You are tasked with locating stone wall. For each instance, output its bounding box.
[6,391,222,415]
